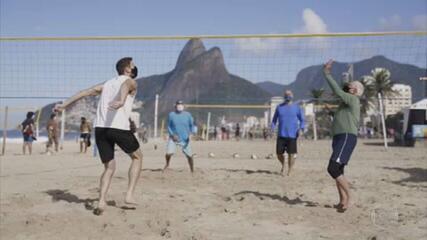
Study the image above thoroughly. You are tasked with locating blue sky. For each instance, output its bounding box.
[0,0,426,127]
[1,0,426,37]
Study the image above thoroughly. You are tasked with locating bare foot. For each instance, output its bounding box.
[125,196,138,205]
[333,203,344,209]
[337,205,348,213]
[338,201,350,213]
[93,201,106,215]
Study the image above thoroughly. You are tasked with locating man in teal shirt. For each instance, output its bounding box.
[163,100,195,174]
[323,59,364,213]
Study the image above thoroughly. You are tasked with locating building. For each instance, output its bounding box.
[384,84,412,116]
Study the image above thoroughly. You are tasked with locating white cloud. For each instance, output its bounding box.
[296,8,330,50]
[378,15,402,31]
[412,14,427,31]
[233,8,330,55]
[234,38,282,55]
[300,8,328,34]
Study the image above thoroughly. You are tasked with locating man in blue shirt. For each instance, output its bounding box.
[271,90,305,176]
[163,100,195,174]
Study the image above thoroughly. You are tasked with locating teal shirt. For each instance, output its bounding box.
[324,70,360,136]
[168,111,194,142]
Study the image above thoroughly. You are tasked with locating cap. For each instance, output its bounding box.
[175,100,184,105]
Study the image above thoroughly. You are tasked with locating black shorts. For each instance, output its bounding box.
[80,133,90,141]
[276,137,297,155]
[329,133,357,165]
[95,127,140,163]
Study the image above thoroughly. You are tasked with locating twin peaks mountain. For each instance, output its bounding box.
[39,39,271,129]
[135,38,271,124]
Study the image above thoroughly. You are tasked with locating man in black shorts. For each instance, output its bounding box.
[271,90,305,176]
[56,57,142,215]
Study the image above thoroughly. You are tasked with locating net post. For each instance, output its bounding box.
[60,110,66,150]
[1,106,8,155]
[206,112,211,141]
[154,94,159,138]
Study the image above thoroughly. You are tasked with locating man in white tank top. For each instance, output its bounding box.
[55,57,143,215]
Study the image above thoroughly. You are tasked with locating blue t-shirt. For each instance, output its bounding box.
[271,102,305,138]
[168,111,194,142]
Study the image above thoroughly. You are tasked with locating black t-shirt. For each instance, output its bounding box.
[21,118,34,135]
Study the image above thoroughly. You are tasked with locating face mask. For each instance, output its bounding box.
[176,104,184,112]
[131,66,138,78]
[342,84,350,93]
[284,95,293,102]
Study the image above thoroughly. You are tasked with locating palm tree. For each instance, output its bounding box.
[310,88,325,140]
[362,68,397,115]
[362,68,397,147]
[359,76,376,119]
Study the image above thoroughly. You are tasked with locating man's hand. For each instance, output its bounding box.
[171,135,179,142]
[108,100,124,110]
[324,59,334,73]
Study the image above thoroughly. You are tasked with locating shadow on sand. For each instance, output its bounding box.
[233,190,319,207]
[362,141,406,147]
[215,168,281,176]
[382,167,427,187]
[45,189,136,211]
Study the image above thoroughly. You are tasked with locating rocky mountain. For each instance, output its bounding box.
[133,38,272,125]
[39,39,272,129]
[257,56,426,101]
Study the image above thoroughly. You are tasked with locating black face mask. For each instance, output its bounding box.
[131,66,138,78]
[342,84,350,93]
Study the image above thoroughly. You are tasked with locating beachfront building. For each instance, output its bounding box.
[384,84,412,116]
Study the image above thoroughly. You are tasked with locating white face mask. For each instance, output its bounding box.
[176,104,184,112]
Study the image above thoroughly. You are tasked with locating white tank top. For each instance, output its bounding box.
[95,75,135,130]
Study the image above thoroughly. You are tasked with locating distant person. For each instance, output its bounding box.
[271,90,305,176]
[248,127,254,140]
[221,125,227,140]
[46,113,59,155]
[262,127,269,140]
[56,57,143,215]
[235,123,241,141]
[21,111,36,155]
[213,125,218,140]
[323,59,364,213]
[80,117,92,153]
[163,100,195,174]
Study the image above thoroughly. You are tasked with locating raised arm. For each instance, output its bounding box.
[55,83,103,111]
[109,78,137,109]
[323,59,354,105]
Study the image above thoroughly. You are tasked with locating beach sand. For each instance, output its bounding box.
[0,138,426,240]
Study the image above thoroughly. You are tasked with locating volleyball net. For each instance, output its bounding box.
[0,31,426,140]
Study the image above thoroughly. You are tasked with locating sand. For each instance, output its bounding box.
[0,138,426,240]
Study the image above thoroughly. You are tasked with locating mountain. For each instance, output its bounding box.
[256,81,286,97]
[39,39,272,129]
[284,56,426,101]
[134,38,272,125]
